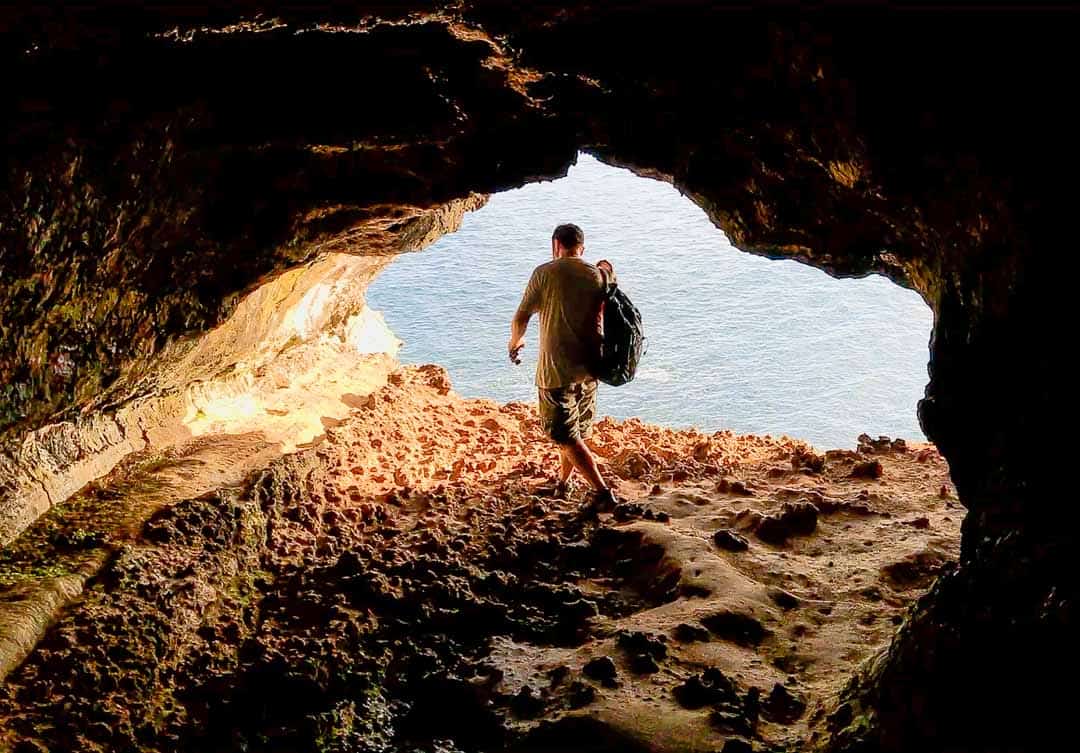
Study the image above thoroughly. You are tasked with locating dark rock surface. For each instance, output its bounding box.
[767,587,800,610]
[0,2,1074,751]
[754,501,819,545]
[850,460,885,480]
[0,446,680,750]
[672,622,712,643]
[674,668,739,710]
[763,682,806,723]
[701,610,769,647]
[582,656,619,687]
[713,529,750,552]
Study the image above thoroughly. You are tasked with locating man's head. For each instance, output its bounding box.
[552,223,585,259]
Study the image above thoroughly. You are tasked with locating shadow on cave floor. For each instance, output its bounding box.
[0,365,960,752]
[0,432,280,678]
[0,432,280,589]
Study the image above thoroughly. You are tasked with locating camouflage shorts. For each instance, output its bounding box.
[538,379,598,445]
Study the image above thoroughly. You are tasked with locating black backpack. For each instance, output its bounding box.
[592,269,645,386]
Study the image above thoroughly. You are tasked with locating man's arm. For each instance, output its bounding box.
[509,310,529,364]
[509,269,541,363]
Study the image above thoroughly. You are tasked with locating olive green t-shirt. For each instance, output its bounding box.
[516,257,607,389]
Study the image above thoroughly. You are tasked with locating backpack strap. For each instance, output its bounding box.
[598,265,617,295]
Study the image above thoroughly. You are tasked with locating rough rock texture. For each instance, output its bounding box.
[0,366,960,751]
[0,564,98,681]
[0,3,1073,750]
[0,250,410,544]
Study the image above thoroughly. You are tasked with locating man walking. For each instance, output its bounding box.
[508,223,618,510]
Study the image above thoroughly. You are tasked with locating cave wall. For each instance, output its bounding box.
[1,3,1073,750]
[0,246,420,544]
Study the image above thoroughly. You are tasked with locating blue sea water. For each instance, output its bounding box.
[367,153,932,450]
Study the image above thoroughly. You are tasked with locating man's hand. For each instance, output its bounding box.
[509,305,530,365]
[508,336,525,364]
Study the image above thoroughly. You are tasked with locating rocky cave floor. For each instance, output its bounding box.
[0,366,959,753]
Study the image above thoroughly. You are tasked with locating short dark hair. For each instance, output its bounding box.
[552,223,584,250]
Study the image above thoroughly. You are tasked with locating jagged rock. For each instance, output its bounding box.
[717,478,754,496]
[882,549,954,590]
[566,681,596,709]
[709,706,754,737]
[713,528,750,552]
[613,502,669,523]
[857,434,899,454]
[672,623,711,643]
[617,630,666,675]
[755,501,819,545]
[730,481,753,496]
[673,668,739,709]
[792,446,826,473]
[582,656,618,686]
[850,460,884,479]
[701,611,768,647]
[616,630,668,660]
[628,653,660,674]
[743,686,761,723]
[510,685,545,718]
[763,682,806,723]
[611,449,651,479]
[546,665,570,686]
[734,509,765,532]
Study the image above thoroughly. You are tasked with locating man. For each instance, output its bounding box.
[508,223,618,510]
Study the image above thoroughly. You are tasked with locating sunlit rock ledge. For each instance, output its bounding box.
[0,252,405,546]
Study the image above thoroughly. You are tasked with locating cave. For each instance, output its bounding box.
[0,4,1072,753]
[368,151,932,448]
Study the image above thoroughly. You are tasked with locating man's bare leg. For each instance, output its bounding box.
[559,448,574,484]
[562,438,606,491]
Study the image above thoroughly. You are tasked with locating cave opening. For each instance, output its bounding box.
[3,4,1066,750]
[0,152,960,753]
[368,152,933,450]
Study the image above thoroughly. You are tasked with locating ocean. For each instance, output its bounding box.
[366,153,932,450]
